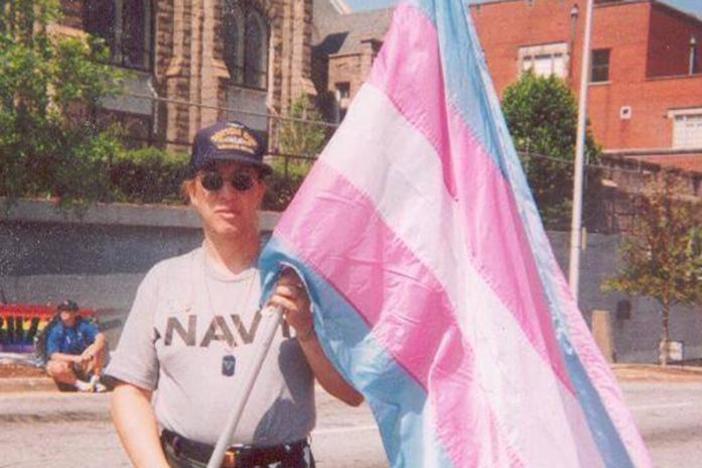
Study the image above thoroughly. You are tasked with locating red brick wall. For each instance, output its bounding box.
[471,0,583,98]
[588,2,651,85]
[470,0,652,97]
[589,75,702,149]
[646,4,702,77]
[471,0,702,153]
[586,3,702,150]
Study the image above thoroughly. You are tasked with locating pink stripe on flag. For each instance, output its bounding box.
[276,160,523,467]
[368,3,572,393]
[448,110,574,391]
[369,4,455,198]
[427,326,526,467]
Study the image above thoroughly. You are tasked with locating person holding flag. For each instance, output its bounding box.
[106,121,362,468]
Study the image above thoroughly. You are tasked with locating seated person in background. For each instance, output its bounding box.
[45,300,108,392]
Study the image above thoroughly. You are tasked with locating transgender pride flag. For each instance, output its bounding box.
[259,0,650,466]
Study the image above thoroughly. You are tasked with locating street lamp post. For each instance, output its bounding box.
[568,0,595,301]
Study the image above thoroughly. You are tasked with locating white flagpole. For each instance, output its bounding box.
[569,0,595,301]
[207,305,283,468]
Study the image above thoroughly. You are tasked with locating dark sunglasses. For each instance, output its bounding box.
[199,171,257,192]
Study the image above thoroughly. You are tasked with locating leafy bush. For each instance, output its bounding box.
[263,95,331,211]
[110,147,189,204]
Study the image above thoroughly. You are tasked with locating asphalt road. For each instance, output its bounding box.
[0,380,699,468]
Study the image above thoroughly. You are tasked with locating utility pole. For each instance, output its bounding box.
[569,0,595,301]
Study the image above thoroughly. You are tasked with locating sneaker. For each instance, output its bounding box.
[89,375,107,393]
[75,380,93,392]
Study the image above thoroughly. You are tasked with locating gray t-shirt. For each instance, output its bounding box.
[106,247,315,446]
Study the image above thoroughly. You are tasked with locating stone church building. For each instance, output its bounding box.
[57,0,317,150]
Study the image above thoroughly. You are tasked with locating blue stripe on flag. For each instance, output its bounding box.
[563,348,635,468]
[259,236,454,468]
[409,0,510,175]
[405,1,636,465]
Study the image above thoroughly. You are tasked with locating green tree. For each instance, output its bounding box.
[603,172,702,365]
[265,95,331,211]
[502,72,601,229]
[0,0,124,208]
[278,95,329,158]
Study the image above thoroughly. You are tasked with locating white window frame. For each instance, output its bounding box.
[334,82,351,123]
[518,42,569,79]
[668,108,702,149]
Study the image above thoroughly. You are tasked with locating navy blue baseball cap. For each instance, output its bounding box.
[57,299,79,312]
[190,121,272,175]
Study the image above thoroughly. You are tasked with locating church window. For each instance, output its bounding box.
[84,0,153,71]
[224,1,268,89]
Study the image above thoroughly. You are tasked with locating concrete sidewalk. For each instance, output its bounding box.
[1,362,701,394]
[612,363,702,382]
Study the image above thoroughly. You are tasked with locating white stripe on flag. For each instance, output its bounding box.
[319,84,604,468]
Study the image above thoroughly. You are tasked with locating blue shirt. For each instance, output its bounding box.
[45,319,99,357]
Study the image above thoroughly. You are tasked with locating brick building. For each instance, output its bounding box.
[314,0,702,171]
[311,0,391,122]
[57,0,316,150]
[471,0,702,171]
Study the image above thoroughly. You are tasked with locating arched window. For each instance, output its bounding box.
[223,2,245,84]
[84,0,153,71]
[223,1,268,89]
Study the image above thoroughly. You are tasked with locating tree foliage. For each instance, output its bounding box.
[265,95,331,211]
[603,172,702,364]
[502,72,601,229]
[277,95,329,158]
[0,0,124,207]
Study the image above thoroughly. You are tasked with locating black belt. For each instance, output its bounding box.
[161,429,309,467]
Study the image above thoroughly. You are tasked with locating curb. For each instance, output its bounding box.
[1,364,701,394]
[0,377,58,393]
[612,363,702,382]
[612,363,702,373]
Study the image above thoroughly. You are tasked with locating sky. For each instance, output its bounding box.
[346,0,702,18]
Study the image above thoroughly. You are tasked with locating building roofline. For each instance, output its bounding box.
[469,0,701,24]
[330,0,353,14]
[650,0,702,26]
[468,0,646,8]
[468,0,650,7]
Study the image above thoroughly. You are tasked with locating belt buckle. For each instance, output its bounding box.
[221,450,237,468]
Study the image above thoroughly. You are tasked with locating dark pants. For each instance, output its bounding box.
[162,436,316,468]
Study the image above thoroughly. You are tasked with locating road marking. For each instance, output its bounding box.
[630,402,696,412]
[313,424,379,436]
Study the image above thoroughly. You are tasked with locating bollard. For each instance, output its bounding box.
[592,309,615,363]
